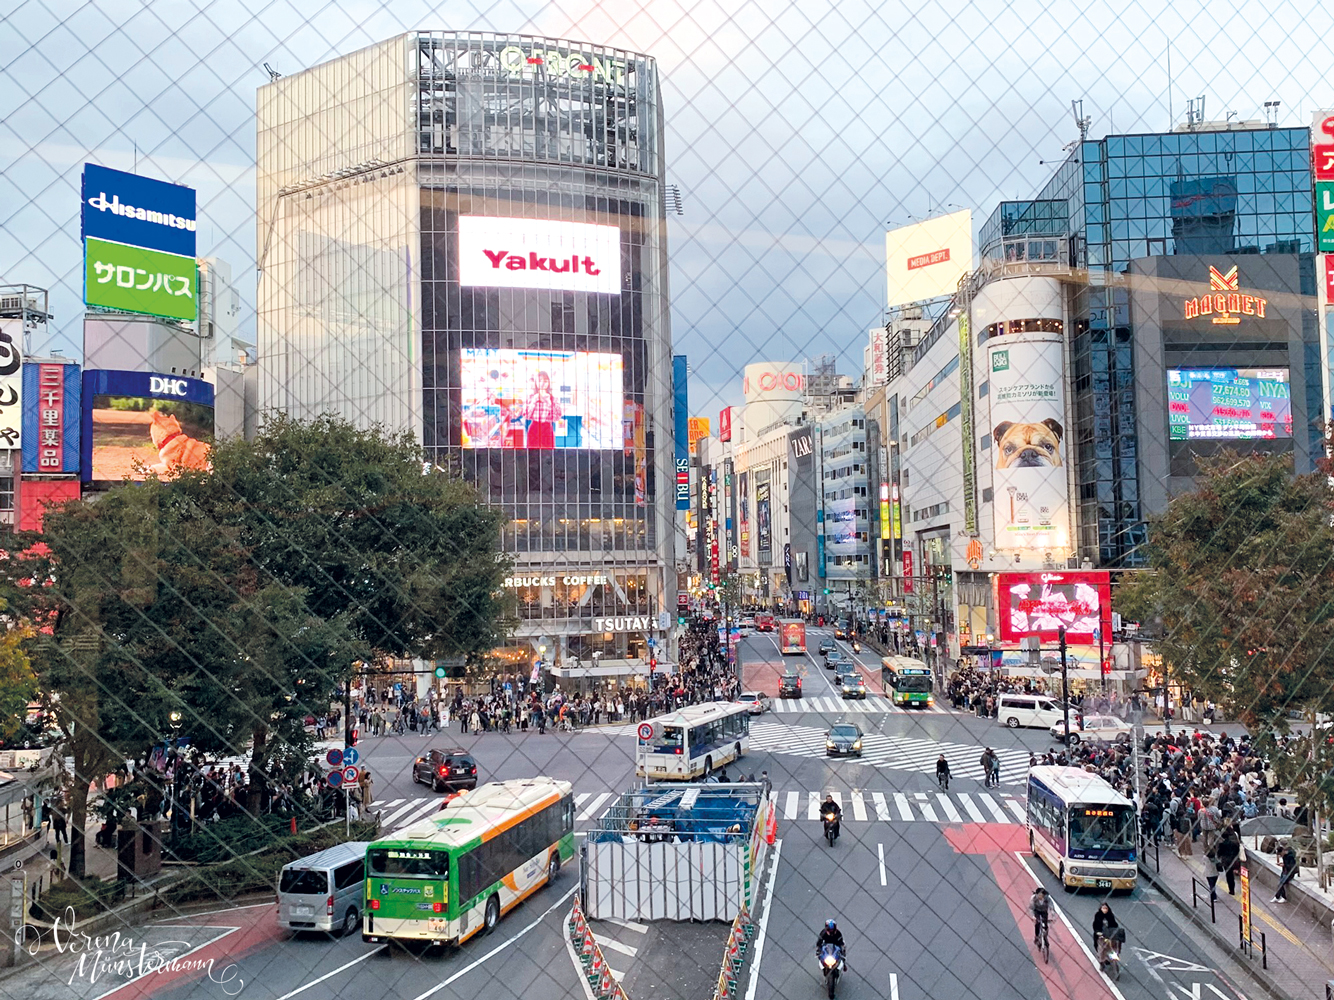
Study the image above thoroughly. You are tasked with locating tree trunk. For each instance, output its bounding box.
[67,749,91,879]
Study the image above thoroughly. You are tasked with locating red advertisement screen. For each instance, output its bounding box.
[996,571,1112,644]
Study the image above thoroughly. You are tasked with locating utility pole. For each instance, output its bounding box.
[1059,626,1071,747]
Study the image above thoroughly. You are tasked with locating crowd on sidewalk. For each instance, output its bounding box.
[946,664,1150,720]
[1049,726,1308,905]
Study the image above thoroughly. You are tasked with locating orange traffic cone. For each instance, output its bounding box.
[765,807,777,845]
[600,965,614,994]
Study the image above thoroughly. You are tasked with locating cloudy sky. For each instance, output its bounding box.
[2,0,1331,416]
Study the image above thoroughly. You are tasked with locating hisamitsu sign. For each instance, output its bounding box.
[81,163,197,258]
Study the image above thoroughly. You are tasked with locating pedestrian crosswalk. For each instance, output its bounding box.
[374,786,1027,834]
[746,721,1031,785]
[769,695,949,715]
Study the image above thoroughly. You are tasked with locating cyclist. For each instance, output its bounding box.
[1030,886,1051,948]
[936,755,951,790]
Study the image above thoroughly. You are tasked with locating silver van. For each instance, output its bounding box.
[277,841,370,934]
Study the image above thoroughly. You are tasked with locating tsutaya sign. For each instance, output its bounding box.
[1183,266,1268,325]
[503,573,609,588]
[593,615,655,632]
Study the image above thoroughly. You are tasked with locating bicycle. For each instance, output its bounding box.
[937,770,949,791]
[1034,915,1050,963]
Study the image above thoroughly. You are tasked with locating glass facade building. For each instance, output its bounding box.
[981,125,1316,566]
[257,33,674,664]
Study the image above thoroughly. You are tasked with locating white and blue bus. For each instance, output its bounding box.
[634,703,750,780]
[1027,765,1137,892]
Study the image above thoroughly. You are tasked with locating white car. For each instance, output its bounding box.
[736,692,770,715]
[1051,714,1133,745]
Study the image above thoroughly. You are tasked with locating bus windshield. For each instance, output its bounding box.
[1067,805,1136,855]
[368,848,450,879]
[897,674,932,693]
[653,726,684,753]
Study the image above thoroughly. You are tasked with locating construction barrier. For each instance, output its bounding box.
[568,896,630,1000]
[712,907,755,1000]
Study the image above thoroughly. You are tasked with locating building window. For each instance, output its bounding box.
[982,487,994,503]
[0,478,13,512]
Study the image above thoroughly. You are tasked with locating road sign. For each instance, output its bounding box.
[326,748,344,767]
[637,722,655,741]
[327,769,343,787]
[342,765,360,784]
[342,747,359,766]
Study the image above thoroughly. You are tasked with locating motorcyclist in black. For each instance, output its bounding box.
[820,792,842,837]
[816,919,846,958]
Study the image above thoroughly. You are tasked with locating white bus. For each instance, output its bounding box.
[634,703,750,780]
[1026,765,1137,892]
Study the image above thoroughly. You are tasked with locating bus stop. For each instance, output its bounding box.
[582,782,774,921]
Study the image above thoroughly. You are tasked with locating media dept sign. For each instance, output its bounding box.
[81,164,197,322]
[987,336,1069,551]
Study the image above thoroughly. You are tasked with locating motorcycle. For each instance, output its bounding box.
[851,641,861,654]
[822,811,839,846]
[818,943,845,998]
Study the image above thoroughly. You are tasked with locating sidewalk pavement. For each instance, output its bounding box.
[1141,835,1333,1000]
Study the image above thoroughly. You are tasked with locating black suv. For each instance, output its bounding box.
[412,748,479,792]
[778,673,803,698]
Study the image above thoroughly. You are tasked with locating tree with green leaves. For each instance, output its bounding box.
[1120,449,1334,731]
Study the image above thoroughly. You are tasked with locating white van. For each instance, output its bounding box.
[277,841,370,935]
[996,693,1066,730]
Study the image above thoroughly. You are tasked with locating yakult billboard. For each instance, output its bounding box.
[458,216,622,294]
[987,334,1069,551]
[886,210,973,309]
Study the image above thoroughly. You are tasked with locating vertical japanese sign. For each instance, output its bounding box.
[0,328,21,449]
[958,311,977,533]
[1315,114,1334,251]
[902,548,914,594]
[37,364,63,469]
[673,355,690,510]
[1239,864,1251,945]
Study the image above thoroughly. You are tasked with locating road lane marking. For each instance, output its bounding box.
[393,799,442,831]
[893,793,913,820]
[574,792,591,808]
[604,917,649,934]
[914,794,938,822]
[379,799,421,827]
[936,793,962,822]
[850,792,867,822]
[578,793,612,821]
[91,927,238,1000]
[872,792,890,821]
[411,886,576,1000]
[878,843,887,886]
[598,936,639,957]
[808,792,820,821]
[957,793,986,823]
[890,971,899,1000]
[274,945,387,999]
[743,839,783,1000]
[1006,799,1027,823]
[1014,852,1128,1000]
[784,791,799,820]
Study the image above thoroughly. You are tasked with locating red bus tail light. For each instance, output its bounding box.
[432,902,443,913]
[370,899,380,910]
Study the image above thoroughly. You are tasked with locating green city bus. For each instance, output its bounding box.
[881,656,935,708]
[363,776,575,948]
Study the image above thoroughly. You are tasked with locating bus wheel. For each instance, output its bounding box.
[484,894,501,934]
[547,852,560,887]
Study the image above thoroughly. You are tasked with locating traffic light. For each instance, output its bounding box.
[678,614,687,625]
[650,657,658,673]
[434,665,447,679]
[823,588,831,595]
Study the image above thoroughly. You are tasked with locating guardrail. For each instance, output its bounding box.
[711,907,755,1000]
[568,896,629,1000]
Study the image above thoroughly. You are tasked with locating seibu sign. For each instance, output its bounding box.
[458,216,621,294]
[503,573,609,588]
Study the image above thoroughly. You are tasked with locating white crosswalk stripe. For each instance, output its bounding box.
[1007,799,1027,823]
[935,793,961,823]
[979,793,1009,823]
[850,791,867,822]
[956,792,986,823]
[390,799,441,832]
[914,792,938,822]
[893,792,912,821]
[807,791,820,821]
[577,792,612,821]
[784,791,799,820]
[871,792,890,821]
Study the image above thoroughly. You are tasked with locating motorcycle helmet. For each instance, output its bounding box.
[825,919,837,931]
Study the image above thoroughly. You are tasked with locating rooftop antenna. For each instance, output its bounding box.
[1186,95,1206,129]
[263,62,283,81]
[1264,100,1281,127]
[1070,99,1091,142]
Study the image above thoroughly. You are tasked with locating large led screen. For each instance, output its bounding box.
[457,216,622,294]
[82,370,214,482]
[460,348,624,450]
[1167,368,1292,441]
[996,571,1112,644]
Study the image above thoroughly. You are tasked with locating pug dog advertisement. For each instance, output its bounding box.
[987,336,1068,549]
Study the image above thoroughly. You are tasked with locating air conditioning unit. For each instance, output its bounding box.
[0,295,39,314]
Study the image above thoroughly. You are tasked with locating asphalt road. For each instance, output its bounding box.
[5,630,1269,1000]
